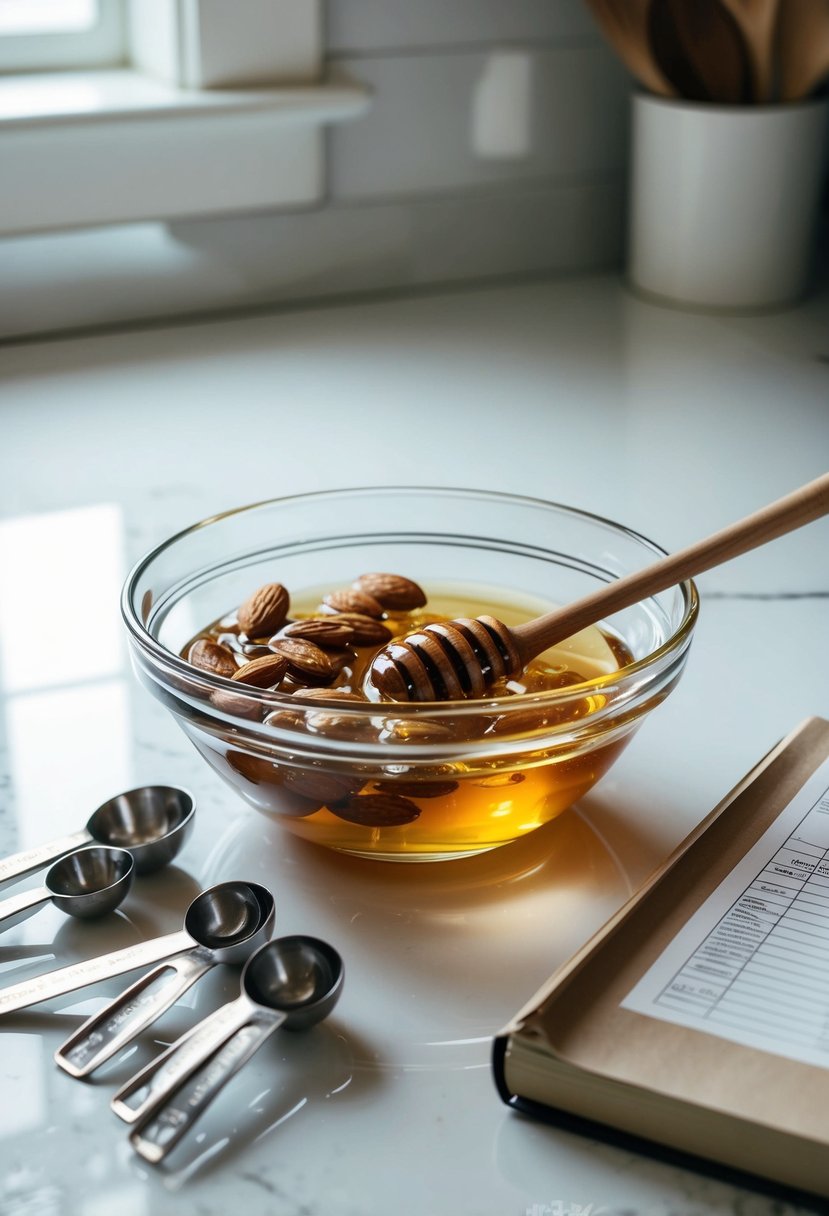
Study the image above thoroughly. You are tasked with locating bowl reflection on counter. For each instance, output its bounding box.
[121,487,698,862]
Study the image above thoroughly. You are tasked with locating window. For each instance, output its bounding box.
[0,0,369,236]
[0,0,124,72]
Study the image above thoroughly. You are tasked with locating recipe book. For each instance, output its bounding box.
[493,716,829,1201]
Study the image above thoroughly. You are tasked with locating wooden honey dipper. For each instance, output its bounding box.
[368,473,829,702]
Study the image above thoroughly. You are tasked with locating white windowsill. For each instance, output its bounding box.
[0,67,372,235]
[0,67,370,128]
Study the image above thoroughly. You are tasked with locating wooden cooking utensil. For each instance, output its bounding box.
[718,0,781,101]
[648,0,753,103]
[777,0,829,100]
[583,0,676,97]
[369,472,829,702]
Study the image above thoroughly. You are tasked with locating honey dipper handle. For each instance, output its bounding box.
[512,472,829,661]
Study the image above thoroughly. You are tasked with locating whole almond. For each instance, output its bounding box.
[226,750,279,785]
[282,618,357,648]
[297,687,362,702]
[211,688,262,720]
[322,588,384,618]
[237,582,289,637]
[231,653,289,688]
[283,769,363,805]
[266,688,377,739]
[327,612,393,646]
[187,638,238,679]
[372,778,459,799]
[330,792,421,827]
[269,637,335,685]
[353,572,427,611]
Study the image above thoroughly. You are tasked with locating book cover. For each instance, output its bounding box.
[494,717,829,1202]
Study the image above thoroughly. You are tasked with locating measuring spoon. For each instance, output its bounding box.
[56,881,276,1077]
[0,785,195,890]
[0,881,274,1018]
[0,847,134,933]
[112,936,343,1163]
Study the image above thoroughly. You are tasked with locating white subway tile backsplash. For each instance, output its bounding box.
[0,4,631,338]
[0,182,623,338]
[328,46,629,200]
[325,0,598,53]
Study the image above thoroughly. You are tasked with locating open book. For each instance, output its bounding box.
[494,717,829,1201]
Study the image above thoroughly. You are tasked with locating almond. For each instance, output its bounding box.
[266,689,378,740]
[282,618,357,648]
[353,572,427,611]
[269,637,335,685]
[371,779,458,799]
[297,688,362,703]
[326,612,393,646]
[283,769,363,805]
[226,750,279,785]
[330,792,421,827]
[231,653,289,688]
[322,588,384,618]
[263,687,358,725]
[211,688,263,720]
[237,582,289,637]
[187,638,238,679]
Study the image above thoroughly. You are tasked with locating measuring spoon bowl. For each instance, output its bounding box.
[55,881,275,1077]
[84,785,195,874]
[46,846,135,919]
[0,847,134,933]
[0,785,195,890]
[244,934,344,1030]
[183,880,274,962]
[0,880,274,1018]
[117,936,343,1161]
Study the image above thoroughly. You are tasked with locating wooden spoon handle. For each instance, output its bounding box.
[512,472,829,661]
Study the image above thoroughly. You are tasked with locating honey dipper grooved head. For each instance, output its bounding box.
[369,616,521,702]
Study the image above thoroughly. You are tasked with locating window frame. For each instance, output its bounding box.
[0,0,125,72]
[0,0,371,236]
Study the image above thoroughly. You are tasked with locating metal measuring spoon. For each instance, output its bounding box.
[0,786,195,890]
[0,847,134,932]
[0,881,274,1019]
[56,881,276,1077]
[112,936,343,1164]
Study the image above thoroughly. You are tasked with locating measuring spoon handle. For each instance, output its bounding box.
[0,885,51,932]
[55,948,216,1077]
[112,994,255,1122]
[0,829,92,890]
[128,1008,286,1163]
[0,929,195,1015]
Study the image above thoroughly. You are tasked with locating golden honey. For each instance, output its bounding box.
[184,583,637,860]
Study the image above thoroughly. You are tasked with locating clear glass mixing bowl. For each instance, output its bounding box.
[122,487,698,862]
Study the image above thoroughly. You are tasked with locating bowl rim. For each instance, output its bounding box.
[121,484,699,714]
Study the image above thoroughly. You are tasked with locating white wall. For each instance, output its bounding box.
[0,0,631,340]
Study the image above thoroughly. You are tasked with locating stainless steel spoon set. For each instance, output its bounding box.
[0,784,196,889]
[0,784,194,931]
[0,783,344,1164]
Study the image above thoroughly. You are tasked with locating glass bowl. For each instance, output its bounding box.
[122,487,698,862]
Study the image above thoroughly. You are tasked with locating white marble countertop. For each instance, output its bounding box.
[0,274,827,1216]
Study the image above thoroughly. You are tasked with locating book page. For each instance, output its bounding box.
[623,754,829,1070]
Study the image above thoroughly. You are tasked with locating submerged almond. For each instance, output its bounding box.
[269,637,335,685]
[282,618,357,648]
[328,612,393,646]
[353,572,426,611]
[322,588,384,618]
[330,792,421,827]
[187,638,237,679]
[231,653,289,688]
[237,582,289,637]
